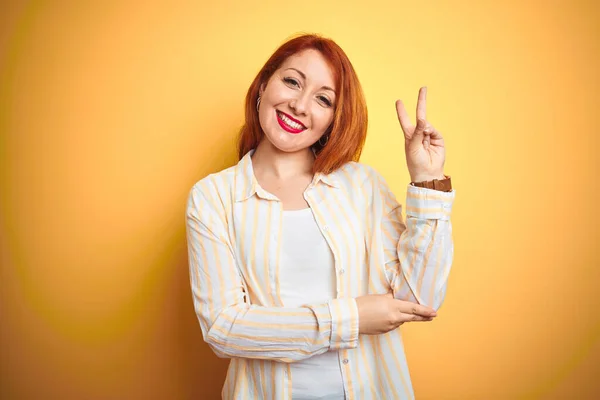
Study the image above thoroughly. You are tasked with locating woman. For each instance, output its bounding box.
[186,33,455,399]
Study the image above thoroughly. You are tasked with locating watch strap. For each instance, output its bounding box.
[410,175,452,192]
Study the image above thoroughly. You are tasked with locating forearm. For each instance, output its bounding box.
[390,216,454,310]
[195,296,359,362]
[380,183,455,310]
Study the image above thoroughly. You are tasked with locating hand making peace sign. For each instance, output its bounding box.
[396,87,446,183]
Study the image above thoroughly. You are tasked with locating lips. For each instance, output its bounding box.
[276,110,307,134]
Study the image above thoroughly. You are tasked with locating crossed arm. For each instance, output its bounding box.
[185,175,455,362]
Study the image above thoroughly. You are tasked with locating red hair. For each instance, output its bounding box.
[237,33,368,175]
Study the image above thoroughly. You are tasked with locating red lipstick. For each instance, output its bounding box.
[276,111,306,134]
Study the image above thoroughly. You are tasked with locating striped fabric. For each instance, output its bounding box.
[185,149,456,399]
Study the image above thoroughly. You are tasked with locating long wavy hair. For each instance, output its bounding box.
[237,33,368,175]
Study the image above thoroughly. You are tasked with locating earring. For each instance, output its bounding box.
[256,95,261,112]
[318,134,329,147]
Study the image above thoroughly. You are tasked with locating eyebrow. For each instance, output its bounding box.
[285,68,336,94]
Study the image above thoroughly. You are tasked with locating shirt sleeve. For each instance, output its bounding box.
[374,171,456,311]
[185,183,359,363]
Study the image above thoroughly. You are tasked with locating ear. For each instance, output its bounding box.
[259,82,266,96]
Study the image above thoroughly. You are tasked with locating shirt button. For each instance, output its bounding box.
[323,225,330,231]
[340,269,345,274]
[342,359,349,364]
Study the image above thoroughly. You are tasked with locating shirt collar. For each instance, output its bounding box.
[234,149,265,202]
[234,148,340,203]
[312,171,341,189]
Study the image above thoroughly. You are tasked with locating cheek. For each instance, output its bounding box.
[266,81,291,102]
[318,110,335,130]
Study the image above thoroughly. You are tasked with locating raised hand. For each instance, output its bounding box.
[396,87,446,183]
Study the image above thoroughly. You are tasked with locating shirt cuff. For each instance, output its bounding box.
[327,298,359,350]
[405,185,456,221]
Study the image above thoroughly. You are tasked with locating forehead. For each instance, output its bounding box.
[279,49,335,88]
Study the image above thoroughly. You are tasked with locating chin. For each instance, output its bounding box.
[270,141,308,153]
[262,131,314,154]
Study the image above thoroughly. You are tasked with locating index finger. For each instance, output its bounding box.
[416,86,427,121]
[395,99,412,134]
[396,300,437,316]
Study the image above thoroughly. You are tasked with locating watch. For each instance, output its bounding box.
[410,175,452,192]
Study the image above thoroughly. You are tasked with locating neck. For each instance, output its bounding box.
[251,139,315,180]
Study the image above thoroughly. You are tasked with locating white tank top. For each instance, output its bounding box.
[279,207,345,400]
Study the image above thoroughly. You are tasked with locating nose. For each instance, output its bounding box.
[290,92,310,116]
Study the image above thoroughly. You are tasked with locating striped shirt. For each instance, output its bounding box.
[185,149,456,399]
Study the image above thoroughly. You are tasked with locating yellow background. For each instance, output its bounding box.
[1,1,598,399]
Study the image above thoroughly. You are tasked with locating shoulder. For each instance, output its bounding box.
[187,164,237,213]
[190,165,236,195]
[329,161,385,191]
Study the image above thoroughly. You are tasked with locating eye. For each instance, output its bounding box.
[283,77,299,87]
[318,96,332,107]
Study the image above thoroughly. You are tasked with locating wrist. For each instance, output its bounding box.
[410,174,452,192]
[410,174,446,183]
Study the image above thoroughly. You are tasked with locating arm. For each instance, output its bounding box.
[186,183,359,363]
[375,171,456,311]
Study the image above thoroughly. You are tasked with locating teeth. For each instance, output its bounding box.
[278,112,304,130]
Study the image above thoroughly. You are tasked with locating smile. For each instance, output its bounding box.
[276,110,307,134]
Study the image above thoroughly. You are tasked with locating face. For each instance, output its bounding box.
[257,49,336,153]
